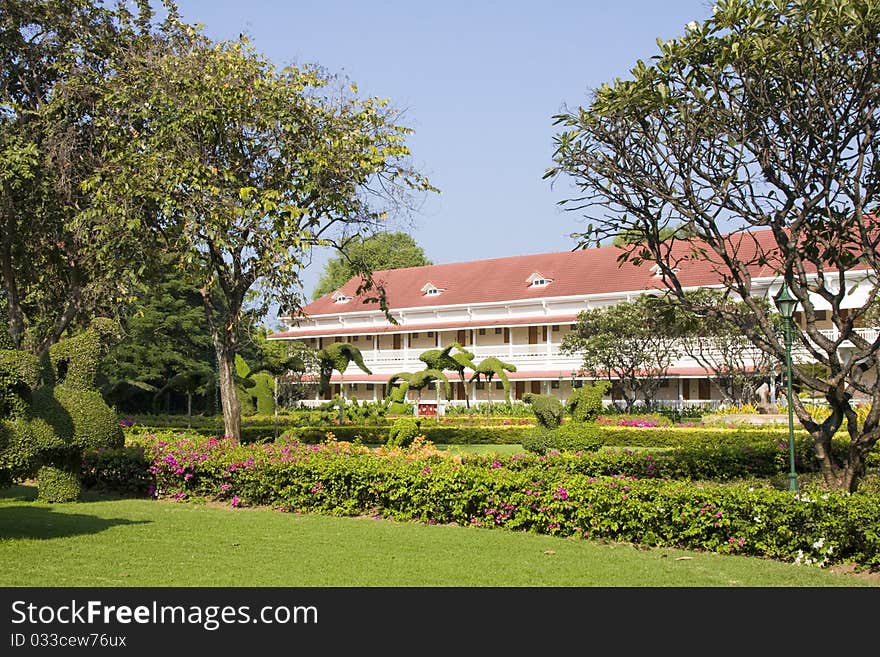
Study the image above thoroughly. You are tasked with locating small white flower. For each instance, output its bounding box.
[753,516,762,523]
[687,20,699,31]
[812,537,825,549]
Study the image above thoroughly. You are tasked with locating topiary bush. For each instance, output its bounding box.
[387,417,421,447]
[522,393,564,428]
[36,462,81,503]
[0,318,123,501]
[521,422,603,455]
[566,381,610,422]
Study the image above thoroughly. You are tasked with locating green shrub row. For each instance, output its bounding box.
[98,433,880,568]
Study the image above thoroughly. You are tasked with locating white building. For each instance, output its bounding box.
[270,230,877,409]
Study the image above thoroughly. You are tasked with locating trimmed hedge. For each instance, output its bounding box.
[37,463,80,503]
[521,423,604,455]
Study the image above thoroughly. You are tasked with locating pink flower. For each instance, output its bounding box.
[231,495,240,508]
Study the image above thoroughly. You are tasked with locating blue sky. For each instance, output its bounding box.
[170,0,717,303]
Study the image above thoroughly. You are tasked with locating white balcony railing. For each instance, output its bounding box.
[346,327,880,374]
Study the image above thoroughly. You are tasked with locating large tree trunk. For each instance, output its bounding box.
[215,339,241,443]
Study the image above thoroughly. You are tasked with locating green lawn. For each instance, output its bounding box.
[0,485,875,587]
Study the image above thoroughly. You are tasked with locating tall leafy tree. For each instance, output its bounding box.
[87,26,435,441]
[0,0,176,354]
[312,231,432,299]
[658,290,779,405]
[561,298,679,412]
[547,0,880,490]
[101,258,214,413]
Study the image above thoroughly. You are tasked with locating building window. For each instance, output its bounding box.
[495,381,504,390]
[494,327,502,335]
[815,310,828,321]
[531,278,548,287]
[366,384,374,391]
[352,335,359,342]
[476,382,485,390]
[551,380,560,389]
[412,332,419,338]
[551,325,559,332]
[427,331,434,338]
[478,328,486,335]
[570,324,577,330]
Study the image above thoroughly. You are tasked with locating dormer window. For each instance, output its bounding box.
[331,291,351,304]
[421,282,445,296]
[650,264,680,278]
[526,272,552,288]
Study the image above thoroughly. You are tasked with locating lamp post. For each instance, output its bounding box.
[774,284,799,492]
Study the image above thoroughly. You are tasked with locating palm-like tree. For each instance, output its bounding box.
[469,356,517,410]
[316,342,372,399]
[386,369,450,406]
[419,342,477,407]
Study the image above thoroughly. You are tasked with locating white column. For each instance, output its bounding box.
[404,332,409,363]
[546,325,552,362]
[677,379,683,406]
[507,327,513,359]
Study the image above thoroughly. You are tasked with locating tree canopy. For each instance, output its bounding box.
[0,0,174,354]
[547,0,880,491]
[561,297,679,412]
[83,19,434,440]
[312,231,432,300]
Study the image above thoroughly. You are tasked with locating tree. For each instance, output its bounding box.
[0,0,174,355]
[312,231,432,299]
[249,329,316,438]
[561,297,678,412]
[386,369,450,406]
[547,0,880,490]
[469,357,517,408]
[316,342,372,401]
[100,258,214,414]
[87,25,435,441]
[657,290,779,405]
[418,341,476,407]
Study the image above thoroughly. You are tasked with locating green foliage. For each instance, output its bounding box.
[521,392,564,428]
[85,20,435,441]
[317,343,372,398]
[49,318,121,391]
[36,464,81,503]
[1,0,174,354]
[561,298,677,412]
[387,418,422,447]
[566,381,610,422]
[547,0,880,490]
[112,432,880,568]
[521,423,603,455]
[313,232,432,300]
[81,446,153,497]
[469,357,516,403]
[102,258,215,414]
[0,320,122,496]
[0,350,39,418]
[33,387,124,452]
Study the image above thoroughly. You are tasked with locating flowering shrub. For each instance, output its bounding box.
[597,414,670,427]
[87,430,880,569]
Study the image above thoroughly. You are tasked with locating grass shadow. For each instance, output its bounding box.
[0,486,151,540]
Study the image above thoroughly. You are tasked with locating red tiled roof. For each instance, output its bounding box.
[293,230,785,319]
[282,224,874,330]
